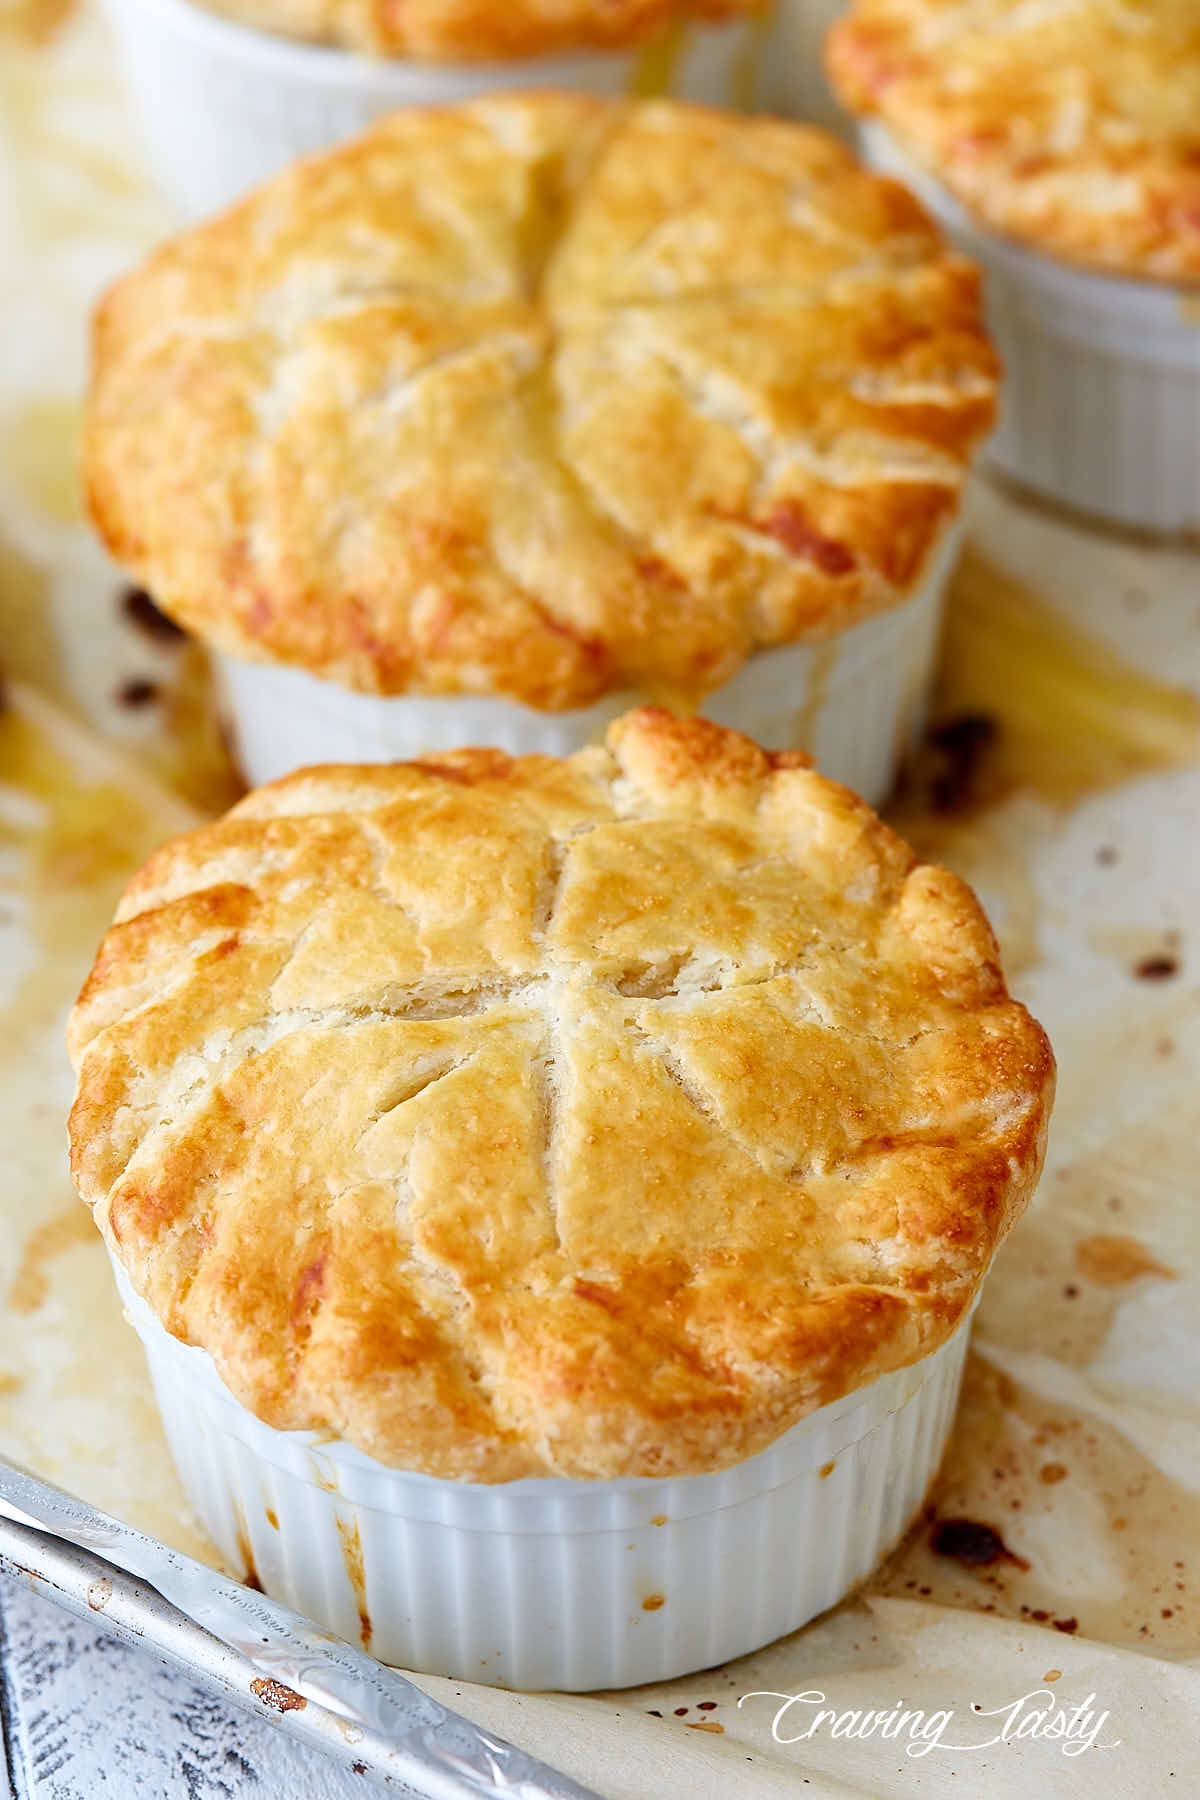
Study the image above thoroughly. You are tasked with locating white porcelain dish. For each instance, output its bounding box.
[215,517,963,804]
[758,0,845,128]
[861,122,1200,537]
[112,1260,973,1691]
[101,0,770,220]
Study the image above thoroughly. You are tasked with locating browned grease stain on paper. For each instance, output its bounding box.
[0,399,80,523]
[159,644,246,817]
[986,1101,1196,1374]
[1,412,240,820]
[886,549,1200,977]
[122,587,186,646]
[881,1091,1200,1653]
[9,1206,95,1314]
[0,530,56,694]
[0,696,222,1561]
[0,703,163,966]
[1074,1233,1176,1288]
[890,549,1200,858]
[873,1353,1200,1654]
[930,1517,1030,1571]
[934,548,1200,804]
[1134,953,1181,982]
[0,0,76,45]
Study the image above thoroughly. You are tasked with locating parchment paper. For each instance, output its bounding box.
[2,14,1199,1793]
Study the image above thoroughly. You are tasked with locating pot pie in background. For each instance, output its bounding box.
[828,0,1200,534]
[85,95,997,803]
[101,0,770,222]
[67,709,1054,1690]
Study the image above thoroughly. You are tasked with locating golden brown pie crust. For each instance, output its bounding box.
[67,711,1054,1481]
[828,0,1200,282]
[84,96,997,711]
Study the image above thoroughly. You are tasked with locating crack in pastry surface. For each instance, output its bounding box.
[85,98,997,711]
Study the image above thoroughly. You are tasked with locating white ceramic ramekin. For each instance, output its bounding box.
[101,0,771,221]
[758,0,844,128]
[112,1261,972,1689]
[215,519,963,804]
[861,123,1200,537]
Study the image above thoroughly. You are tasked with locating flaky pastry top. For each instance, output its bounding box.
[191,0,758,58]
[68,712,1053,1481]
[828,0,1200,281]
[85,96,996,711]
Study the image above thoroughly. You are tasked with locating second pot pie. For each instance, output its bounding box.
[827,0,1200,532]
[104,0,771,223]
[84,95,998,798]
[67,711,1053,1682]
[828,0,1200,283]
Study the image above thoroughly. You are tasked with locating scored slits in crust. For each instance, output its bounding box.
[828,0,1200,280]
[67,712,1054,1481]
[85,97,997,711]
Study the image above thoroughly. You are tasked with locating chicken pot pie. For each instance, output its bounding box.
[85,95,997,791]
[828,1,1200,533]
[68,708,1053,1482]
[828,0,1200,282]
[67,709,1053,1681]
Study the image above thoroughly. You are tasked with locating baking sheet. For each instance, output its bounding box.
[2,10,1200,1795]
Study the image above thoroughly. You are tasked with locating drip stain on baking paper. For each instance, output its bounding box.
[929,1516,1029,1571]
[121,586,187,646]
[1134,952,1180,981]
[0,0,76,48]
[892,546,1200,831]
[8,1207,95,1315]
[336,1514,373,1651]
[886,548,1200,975]
[0,691,220,1562]
[0,399,80,524]
[115,676,160,711]
[0,697,181,961]
[874,1347,1200,1652]
[0,529,56,695]
[1074,1233,1176,1288]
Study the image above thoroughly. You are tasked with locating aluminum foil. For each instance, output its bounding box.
[0,1460,600,1799]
